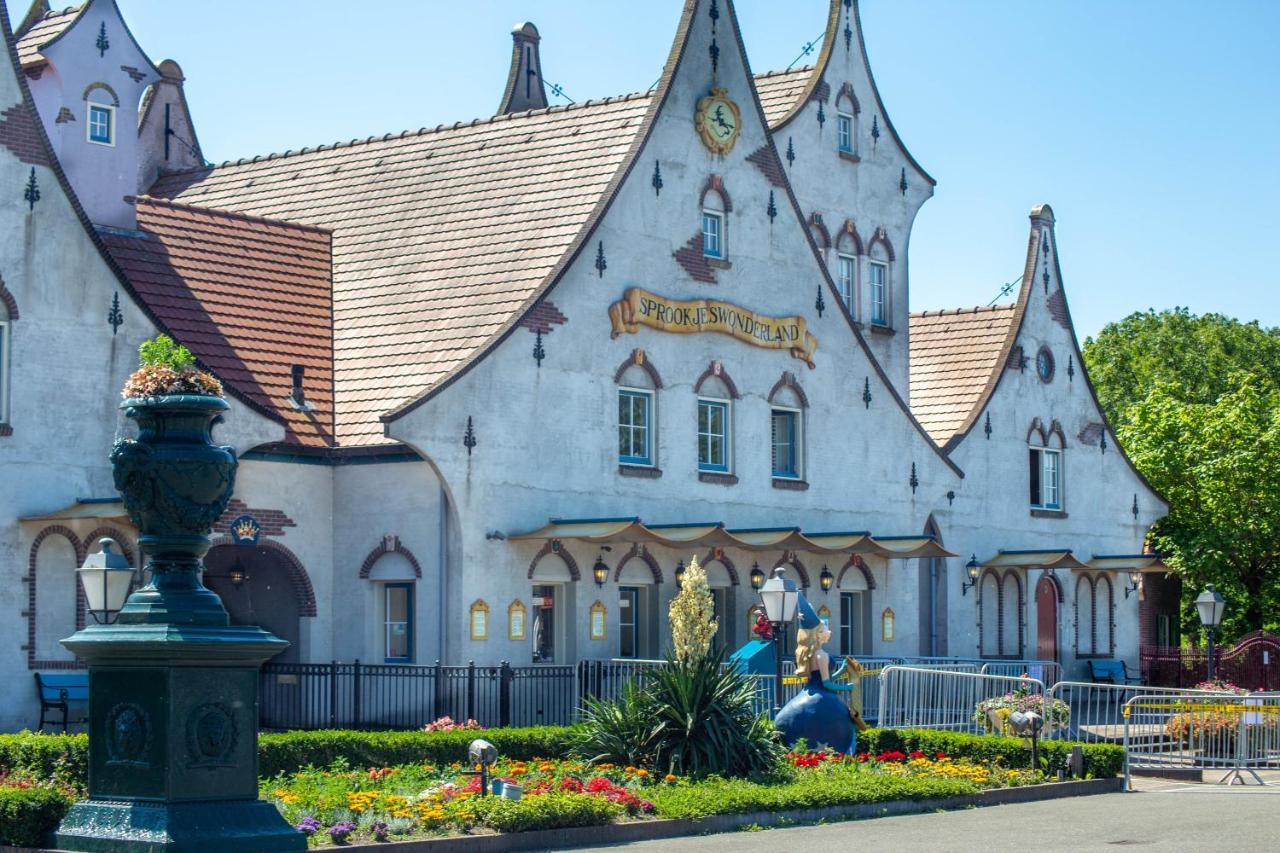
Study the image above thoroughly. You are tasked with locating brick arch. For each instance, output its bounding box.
[81,527,137,566]
[613,349,663,389]
[836,82,861,115]
[807,212,832,250]
[358,535,423,579]
[768,371,809,409]
[0,275,17,319]
[868,227,896,262]
[26,525,86,670]
[836,219,864,256]
[699,548,739,586]
[773,552,810,589]
[527,540,581,581]
[836,554,876,590]
[1026,417,1048,446]
[693,361,740,399]
[208,536,317,616]
[82,81,120,107]
[1046,419,1067,449]
[699,174,733,212]
[614,543,661,583]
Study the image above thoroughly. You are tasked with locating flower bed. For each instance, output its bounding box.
[0,773,76,848]
[973,685,1071,733]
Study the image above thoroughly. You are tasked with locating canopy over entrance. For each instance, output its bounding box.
[1085,554,1170,573]
[981,549,1088,571]
[20,497,129,523]
[511,518,956,560]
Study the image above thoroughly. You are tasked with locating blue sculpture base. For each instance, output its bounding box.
[55,799,305,852]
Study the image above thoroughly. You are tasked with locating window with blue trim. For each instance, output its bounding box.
[618,389,653,466]
[837,113,854,154]
[384,582,413,662]
[771,408,800,478]
[87,104,114,145]
[697,398,729,472]
[702,210,724,259]
[869,261,888,325]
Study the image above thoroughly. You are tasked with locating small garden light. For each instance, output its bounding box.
[962,554,980,596]
[77,538,133,625]
[1007,710,1045,769]
[467,738,498,797]
[819,565,834,592]
[749,562,765,591]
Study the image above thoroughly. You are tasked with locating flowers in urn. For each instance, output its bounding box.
[973,684,1070,733]
[122,334,223,399]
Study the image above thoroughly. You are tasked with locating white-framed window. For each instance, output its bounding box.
[702,210,724,259]
[618,388,654,466]
[87,103,115,146]
[1029,447,1063,510]
[384,582,414,663]
[770,407,801,479]
[868,260,888,326]
[836,112,854,154]
[697,397,730,473]
[837,254,856,314]
[0,299,9,424]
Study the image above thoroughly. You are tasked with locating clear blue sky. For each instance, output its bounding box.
[11,1,1277,339]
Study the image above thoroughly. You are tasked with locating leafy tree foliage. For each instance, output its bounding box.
[1084,309,1280,638]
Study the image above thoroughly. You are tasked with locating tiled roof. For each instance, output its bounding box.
[908,304,1018,446]
[101,198,334,447]
[15,5,81,68]
[755,67,813,126]
[150,94,652,446]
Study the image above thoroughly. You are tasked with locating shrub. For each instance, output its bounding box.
[0,787,73,848]
[858,729,1124,778]
[0,732,88,787]
[471,792,621,833]
[574,651,783,778]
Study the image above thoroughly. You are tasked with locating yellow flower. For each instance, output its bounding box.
[664,774,677,783]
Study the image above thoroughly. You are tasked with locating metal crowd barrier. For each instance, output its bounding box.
[1045,682,1232,743]
[1123,693,1280,789]
[877,666,1048,734]
[980,660,1062,688]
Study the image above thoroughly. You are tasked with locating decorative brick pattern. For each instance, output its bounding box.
[528,540,580,581]
[208,535,318,617]
[81,81,120,107]
[520,300,567,335]
[613,349,664,389]
[614,543,662,583]
[701,549,739,586]
[0,424,12,437]
[868,226,896,261]
[0,276,16,320]
[1046,288,1070,330]
[836,555,875,590]
[808,212,831,249]
[214,499,297,537]
[768,371,810,408]
[837,219,863,255]
[54,106,74,124]
[673,233,717,284]
[693,360,740,399]
[25,526,87,671]
[810,80,831,104]
[80,528,137,566]
[836,82,860,114]
[1005,345,1026,372]
[120,65,147,83]
[773,553,810,589]
[745,144,787,188]
[1077,422,1106,447]
[698,472,738,486]
[358,534,423,579]
[699,175,733,212]
[772,478,810,491]
[0,102,51,167]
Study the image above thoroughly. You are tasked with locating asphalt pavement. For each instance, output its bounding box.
[570,785,1280,853]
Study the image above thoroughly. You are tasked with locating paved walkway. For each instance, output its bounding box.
[573,784,1280,853]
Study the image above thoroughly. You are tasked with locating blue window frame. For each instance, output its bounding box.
[702,211,724,259]
[87,104,113,145]
[384,583,413,663]
[771,408,799,478]
[869,261,888,326]
[697,398,729,472]
[618,389,653,466]
[837,113,854,154]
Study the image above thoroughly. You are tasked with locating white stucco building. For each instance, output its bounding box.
[0,0,1176,731]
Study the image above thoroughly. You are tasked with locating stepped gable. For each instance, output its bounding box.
[909,304,1017,446]
[15,5,81,69]
[101,197,334,447]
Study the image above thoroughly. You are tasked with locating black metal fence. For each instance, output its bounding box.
[259,660,652,731]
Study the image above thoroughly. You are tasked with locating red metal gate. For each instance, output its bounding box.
[1141,631,1280,690]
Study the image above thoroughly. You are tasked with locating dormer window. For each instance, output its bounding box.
[87,103,115,146]
[702,209,724,259]
[837,112,854,154]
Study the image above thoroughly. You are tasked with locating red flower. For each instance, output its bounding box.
[935,752,947,759]
[559,777,584,793]
[856,753,870,762]
[875,751,907,762]
[586,777,615,794]
[908,751,926,760]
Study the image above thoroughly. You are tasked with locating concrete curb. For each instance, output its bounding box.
[4,778,1122,853]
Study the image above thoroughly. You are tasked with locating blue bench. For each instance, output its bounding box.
[33,672,89,733]
[1088,659,1140,685]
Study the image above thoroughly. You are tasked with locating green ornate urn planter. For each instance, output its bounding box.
[56,396,304,852]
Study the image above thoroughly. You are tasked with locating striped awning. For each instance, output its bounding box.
[982,549,1088,570]
[510,518,955,559]
[20,497,129,523]
[1084,554,1170,573]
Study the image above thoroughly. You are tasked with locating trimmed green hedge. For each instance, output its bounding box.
[0,787,73,848]
[471,792,621,833]
[647,773,978,820]
[0,732,87,785]
[859,729,1124,778]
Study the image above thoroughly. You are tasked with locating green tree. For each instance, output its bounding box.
[1084,309,1280,639]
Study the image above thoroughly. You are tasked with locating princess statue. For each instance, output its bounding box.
[773,595,860,754]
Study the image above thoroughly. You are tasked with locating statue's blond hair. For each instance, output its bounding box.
[794,626,824,674]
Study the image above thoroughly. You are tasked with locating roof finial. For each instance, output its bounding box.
[498,23,549,115]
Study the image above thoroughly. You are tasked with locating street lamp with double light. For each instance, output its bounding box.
[759,567,799,715]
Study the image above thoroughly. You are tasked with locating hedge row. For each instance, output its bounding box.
[858,729,1125,778]
[0,787,73,848]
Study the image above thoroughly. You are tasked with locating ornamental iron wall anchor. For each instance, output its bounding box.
[1132,494,1139,519]
[786,137,796,167]
[871,115,880,144]
[862,377,872,409]
[532,329,545,367]
[909,462,919,494]
[984,411,992,439]
[767,190,777,223]
[96,22,110,56]
[652,160,663,195]
[24,168,39,210]
[899,167,908,195]
[815,284,825,317]
[107,292,123,335]
[947,490,956,506]
[595,241,608,277]
[464,416,477,456]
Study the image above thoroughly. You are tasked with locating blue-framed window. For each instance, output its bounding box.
[702,210,724,259]
[837,112,854,154]
[837,254,856,313]
[87,104,113,145]
[618,389,653,466]
[697,398,730,472]
[771,408,799,478]
[869,261,888,325]
[384,583,413,662]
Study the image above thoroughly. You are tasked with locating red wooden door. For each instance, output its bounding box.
[1035,575,1058,662]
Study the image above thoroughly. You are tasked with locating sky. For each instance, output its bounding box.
[9,0,1277,340]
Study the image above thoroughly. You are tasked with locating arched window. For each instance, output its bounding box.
[33,530,80,663]
[1074,574,1114,657]
[867,229,894,328]
[0,295,10,426]
[768,375,807,481]
[697,373,733,475]
[368,551,417,663]
[979,571,1000,657]
[615,352,661,469]
[84,82,120,147]
[835,85,859,156]
[1029,423,1065,511]
[1000,572,1023,658]
[702,181,729,261]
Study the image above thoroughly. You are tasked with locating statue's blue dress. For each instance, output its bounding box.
[774,669,856,754]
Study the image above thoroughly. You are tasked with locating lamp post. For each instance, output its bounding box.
[962,554,980,596]
[1195,585,1226,682]
[759,567,799,715]
[77,539,134,625]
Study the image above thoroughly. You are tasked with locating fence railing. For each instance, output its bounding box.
[1044,681,1234,743]
[1123,693,1280,789]
[876,666,1048,734]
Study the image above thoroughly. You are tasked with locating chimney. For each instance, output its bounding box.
[290,364,310,411]
[498,23,549,114]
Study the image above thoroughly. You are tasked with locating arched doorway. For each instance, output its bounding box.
[1035,574,1059,662]
[205,544,309,662]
